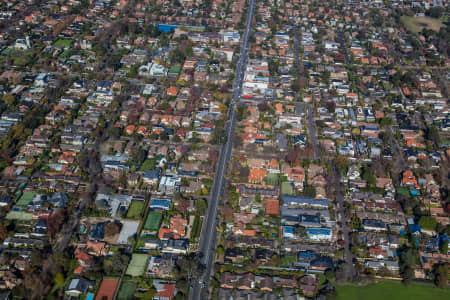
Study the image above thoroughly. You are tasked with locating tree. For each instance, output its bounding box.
[334,155,350,174]
[0,224,7,240]
[53,273,64,285]
[326,101,336,113]
[2,94,16,106]
[379,117,393,127]
[285,148,298,165]
[211,125,226,145]
[440,241,448,254]
[324,269,335,282]
[195,199,207,214]
[132,149,147,165]
[236,104,247,121]
[172,135,181,143]
[216,245,225,255]
[433,263,449,288]
[399,246,418,285]
[105,253,129,275]
[294,226,307,237]
[238,166,250,180]
[303,185,316,198]
[107,126,122,139]
[362,166,376,187]
[47,209,65,238]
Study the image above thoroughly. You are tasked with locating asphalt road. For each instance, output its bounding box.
[291,24,318,161]
[188,0,256,299]
[332,164,355,281]
[307,104,319,161]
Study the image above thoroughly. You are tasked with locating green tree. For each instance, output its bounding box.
[362,166,376,187]
[334,155,350,174]
[2,94,16,106]
[294,226,307,237]
[433,263,449,288]
[303,185,316,198]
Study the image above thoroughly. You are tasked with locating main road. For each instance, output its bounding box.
[188,0,256,299]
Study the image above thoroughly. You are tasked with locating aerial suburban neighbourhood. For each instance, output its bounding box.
[0,0,448,299]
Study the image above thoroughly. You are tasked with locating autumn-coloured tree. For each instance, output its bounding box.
[47,209,66,238]
[0,224,7,240]
[104,222,121,239]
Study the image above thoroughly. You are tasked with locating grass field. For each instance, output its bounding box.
[401,16,444,33]
[126,201,145,219]
[125,253,148,277]
[117,280,137,300]
[336,281,450,300]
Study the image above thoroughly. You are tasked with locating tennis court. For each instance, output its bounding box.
[143,211,162,231]
[125,254,148,277]
[17,192,35,207]
[116,281,137,300]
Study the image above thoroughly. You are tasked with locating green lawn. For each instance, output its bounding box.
[126,201,145,219]
[336,281,450,300]
[53,39,73,47]
[117,280,137,300]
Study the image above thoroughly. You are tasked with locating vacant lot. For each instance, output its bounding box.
[401,16,444,33]
[337,281,450,300]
